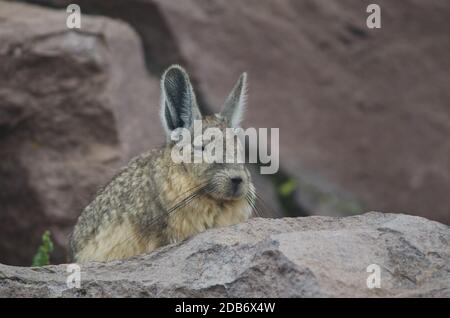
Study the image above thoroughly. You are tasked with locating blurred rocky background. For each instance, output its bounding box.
[1,0,449,265]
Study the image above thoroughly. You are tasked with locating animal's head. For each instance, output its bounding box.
[160,65,253,202]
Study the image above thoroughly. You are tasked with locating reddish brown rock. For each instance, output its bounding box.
[25,0,450,224]
[4,0,450,268]
[0,2,163,265]
[154,0,450,224]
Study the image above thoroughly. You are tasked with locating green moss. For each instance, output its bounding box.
[278,178,297,197]
[32,230,54,267]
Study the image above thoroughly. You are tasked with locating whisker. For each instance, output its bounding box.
[246,192,263,218]
[248,187,279,218]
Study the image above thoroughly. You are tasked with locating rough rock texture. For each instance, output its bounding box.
[0,212,449,298]
[0,2,164,265]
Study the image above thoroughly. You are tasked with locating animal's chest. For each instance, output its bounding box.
[166,198,250,244]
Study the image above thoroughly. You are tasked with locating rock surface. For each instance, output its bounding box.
[0,212,449,297]
[0,2,164,265]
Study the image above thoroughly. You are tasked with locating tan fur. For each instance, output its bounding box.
[75,217,157,263]
[163,157,251,244]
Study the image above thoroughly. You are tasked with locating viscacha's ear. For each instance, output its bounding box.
[160,65,201,137]
[220,72,248,128]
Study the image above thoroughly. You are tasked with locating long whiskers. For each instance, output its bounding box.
[100,180,275,257]
[246,186,279,218]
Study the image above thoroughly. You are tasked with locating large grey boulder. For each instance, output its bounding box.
[0,2,163,265]
[0,212,449,297]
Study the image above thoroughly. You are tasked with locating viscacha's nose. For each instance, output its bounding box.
[230,177,243,186]
[230,177,243,195]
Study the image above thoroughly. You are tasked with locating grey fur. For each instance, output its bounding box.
[221,72,248,127]
[161,65,201,136]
